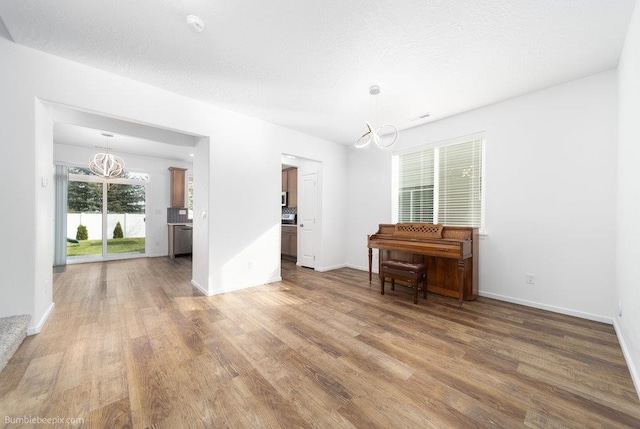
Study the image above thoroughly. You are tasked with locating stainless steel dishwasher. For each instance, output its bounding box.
[169,224,193,258]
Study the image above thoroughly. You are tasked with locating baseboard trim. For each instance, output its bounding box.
[190,279,210,296]
[347,266,612,323]
[210,276,283,296]
[478,291,612,324]
[27,302,55,335]
[315,264,347,272]
[191,276,283,297]
[613,319,640,400]
[146,252,168,258]
[345,264,369,272]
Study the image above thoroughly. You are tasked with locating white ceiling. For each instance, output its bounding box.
[53,123,195,164]
[51,107,199,163]
[0,0,636,149]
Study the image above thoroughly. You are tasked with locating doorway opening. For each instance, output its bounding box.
[280,154,321,270]
[50,104,199,271]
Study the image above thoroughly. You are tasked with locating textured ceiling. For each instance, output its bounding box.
[0,0,636,147]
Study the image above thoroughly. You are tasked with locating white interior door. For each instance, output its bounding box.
[299,168,318,268]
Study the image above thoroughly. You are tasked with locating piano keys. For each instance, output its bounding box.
[368,223,479,305]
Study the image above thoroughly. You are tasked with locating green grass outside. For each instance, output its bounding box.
[67,237,145,256]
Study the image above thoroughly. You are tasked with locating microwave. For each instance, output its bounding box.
[281,191,287,207]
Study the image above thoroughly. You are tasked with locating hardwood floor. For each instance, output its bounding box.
[1,257,639,428]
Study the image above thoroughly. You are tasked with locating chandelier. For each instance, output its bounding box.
[355,85,398,149]
[89,132,125,178]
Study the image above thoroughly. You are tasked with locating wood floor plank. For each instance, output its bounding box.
[124,336,172,427]
[0,257,638,428]
[87,397,133,429]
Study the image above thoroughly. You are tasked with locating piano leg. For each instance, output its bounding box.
[457,260,465,307]
[368,248,373,283]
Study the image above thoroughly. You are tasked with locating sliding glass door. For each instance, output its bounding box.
[67,178,103,260]
[106,183,146,256]
[66,167,147,262]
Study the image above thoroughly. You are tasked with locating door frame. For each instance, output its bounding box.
[298,165,320,269]
[281,154,322,270]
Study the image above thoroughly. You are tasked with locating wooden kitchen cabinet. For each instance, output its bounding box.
[286,168,297,207]
[169,167,187,208]
[282,167,298,207]
[281,225,297,257]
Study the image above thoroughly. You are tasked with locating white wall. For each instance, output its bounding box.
[33,100,54,333]
[191,136,210,294]
[347,70,619,323]
[346,143,394,273]
[616,0,640,397]
[0,37,347,331]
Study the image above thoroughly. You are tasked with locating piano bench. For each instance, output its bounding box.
[380,260,427,304]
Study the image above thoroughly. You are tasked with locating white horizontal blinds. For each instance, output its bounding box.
[437,139,483,227]
[398,149,434,223]
[396,136,484,228]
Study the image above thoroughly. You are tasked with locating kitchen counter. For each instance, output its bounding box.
[168,222,193,226]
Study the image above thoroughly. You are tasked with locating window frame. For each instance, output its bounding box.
[392,132,486,234]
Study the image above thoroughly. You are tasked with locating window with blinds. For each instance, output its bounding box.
[396,136,484,229]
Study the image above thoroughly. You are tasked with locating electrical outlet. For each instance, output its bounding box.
[526,273,535,285]
[248,262,253,270]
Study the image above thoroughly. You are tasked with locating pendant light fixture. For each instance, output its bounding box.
[89,132,125,178]
[355,85,398,149]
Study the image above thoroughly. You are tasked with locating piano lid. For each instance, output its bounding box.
[371,223,474,241]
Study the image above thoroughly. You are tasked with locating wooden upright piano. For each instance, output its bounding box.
[368,223,478,305]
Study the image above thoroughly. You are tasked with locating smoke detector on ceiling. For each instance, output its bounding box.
[186,15,205,33]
